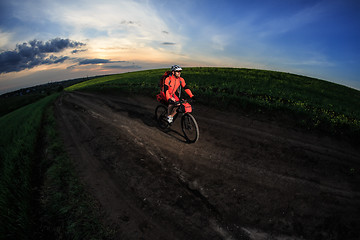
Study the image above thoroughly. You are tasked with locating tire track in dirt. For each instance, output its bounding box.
[55,91,360,240]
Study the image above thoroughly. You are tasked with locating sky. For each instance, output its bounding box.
[1,0,360,94]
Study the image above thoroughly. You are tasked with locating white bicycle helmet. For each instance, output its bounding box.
[171,65,182,71]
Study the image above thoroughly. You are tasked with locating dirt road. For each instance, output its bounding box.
[54,91,360,240]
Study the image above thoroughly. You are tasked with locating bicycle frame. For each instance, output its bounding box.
[171,102,188,122]
[155,98,199,143]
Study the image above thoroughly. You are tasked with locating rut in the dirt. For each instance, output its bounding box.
[55,91,360,240]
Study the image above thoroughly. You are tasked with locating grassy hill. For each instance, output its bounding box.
[67,67,360,142]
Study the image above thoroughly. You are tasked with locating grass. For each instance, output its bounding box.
[67,67,360,142]
[37,106,113,240]
[0,93,112,240]
[0,94,59,239]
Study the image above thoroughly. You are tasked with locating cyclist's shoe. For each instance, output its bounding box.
[167,116,173,123]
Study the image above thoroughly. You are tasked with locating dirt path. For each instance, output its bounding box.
[54,91,360,240]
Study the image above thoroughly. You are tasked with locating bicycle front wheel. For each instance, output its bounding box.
[181,113,199,143]
[155,105,169,129]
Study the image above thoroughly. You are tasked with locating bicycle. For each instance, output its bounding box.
[155,99,199,143]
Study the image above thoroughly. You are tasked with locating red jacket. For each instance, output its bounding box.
[164,75,194,101]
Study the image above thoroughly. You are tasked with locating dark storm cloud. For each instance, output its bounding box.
[29,38,85,53]
[0,38,85,74]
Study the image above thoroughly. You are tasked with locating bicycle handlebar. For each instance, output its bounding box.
[179,98,195,104]
[169,98,194,106]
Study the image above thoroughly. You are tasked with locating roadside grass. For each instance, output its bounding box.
[0,94,58,239]
[0,94,112,239]
[37,105,113,240]
[67,67,360,142]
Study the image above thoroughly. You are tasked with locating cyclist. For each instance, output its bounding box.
[165,65,195,123]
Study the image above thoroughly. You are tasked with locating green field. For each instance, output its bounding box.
[67,67,360,141]
[1,67,359,239]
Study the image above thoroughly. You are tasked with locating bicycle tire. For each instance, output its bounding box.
[155,105,169,129]
[181,113,199,143]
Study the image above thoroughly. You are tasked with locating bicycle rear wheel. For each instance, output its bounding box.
[155,105,169,129]
[181,113,199,143]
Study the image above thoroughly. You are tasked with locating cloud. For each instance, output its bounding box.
[77,58,123,65]
[39,0,183,52]
[0,31,13,50]
[67,58,140,70]
[31,38,85,52]
[3,0,186,65]
[257,2,328,38]
[71,49,87,54]
[102,64,141,69]
[0,38,85,74]
[162,42,176,45]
